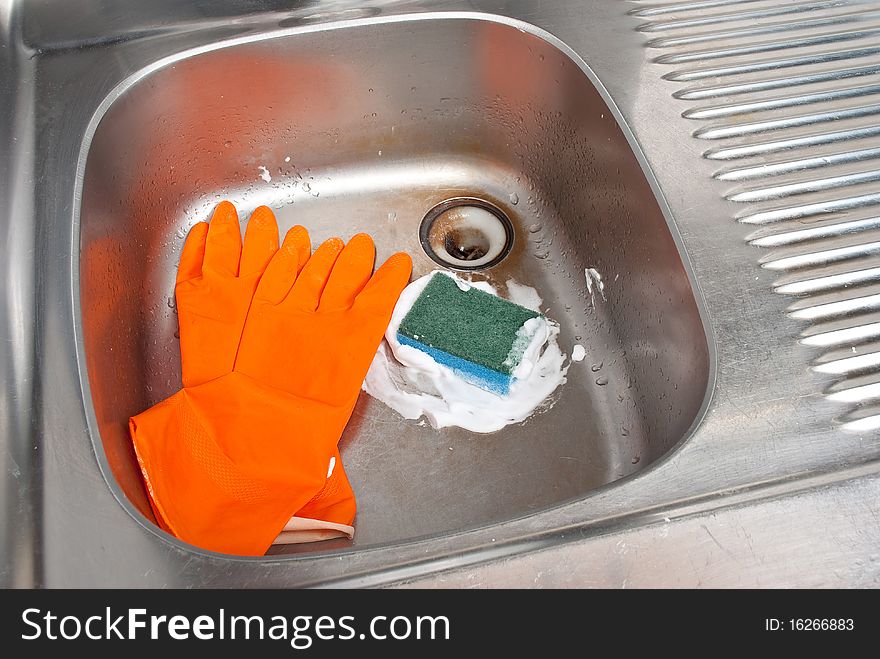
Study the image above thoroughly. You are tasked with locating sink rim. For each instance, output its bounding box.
[70,9,719,562]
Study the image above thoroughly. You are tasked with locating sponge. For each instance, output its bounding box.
[397,272,544,395]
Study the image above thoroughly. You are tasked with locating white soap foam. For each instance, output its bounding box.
[571,344,586,362]
[363,271,569,433]
[505,278,543,312]
[257,165,272,183]
[585,267,606,305]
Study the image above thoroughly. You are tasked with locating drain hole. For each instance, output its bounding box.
[444,228,490,262]
[420,198,514,271]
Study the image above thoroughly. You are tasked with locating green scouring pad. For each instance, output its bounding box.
[396,272,544,395]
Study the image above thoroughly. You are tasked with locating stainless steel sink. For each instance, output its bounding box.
[79,15,710,550]
[3,0,880,587]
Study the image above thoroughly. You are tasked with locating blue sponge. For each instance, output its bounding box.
[397,333,514,394]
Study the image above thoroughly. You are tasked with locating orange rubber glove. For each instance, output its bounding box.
[175,200,278,388]
[130,224,412,555]
[171,202,356,544]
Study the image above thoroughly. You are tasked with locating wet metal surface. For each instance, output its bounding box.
[1,0,879,587]
[79,16,708,549]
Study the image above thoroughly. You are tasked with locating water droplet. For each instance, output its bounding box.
[595,376,608,386]
[302,182,311,192]
[534,250,550,260]
[591,362,603,372]
[621,427,630,437]
[528,223,542,233]
[631,455,640,464]
[223,140,232,148]
[388,211,397,220]
[509,192,519,205]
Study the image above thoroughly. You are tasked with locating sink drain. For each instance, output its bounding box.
[419,198,514,271]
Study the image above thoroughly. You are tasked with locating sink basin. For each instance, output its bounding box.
[78,15,710,552]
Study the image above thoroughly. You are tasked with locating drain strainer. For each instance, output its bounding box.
[419,197,514,271]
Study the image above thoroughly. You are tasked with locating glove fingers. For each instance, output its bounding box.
[176,221,208,284]
[353,252,413,315]
[287,237,344,311]
[318,233,376,312]
[239,206,279,278]
[254,225,311,305]
[203,200,242,276]
[288,225,313,277]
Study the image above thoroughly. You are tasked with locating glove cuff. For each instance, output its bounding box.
[274,517,355,544]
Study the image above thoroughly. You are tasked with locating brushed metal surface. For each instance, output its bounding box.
[0,0,39,589]
[79,17,710,548]
[1,0,879,587]
[393,465,880,588]
[638,0,880,432]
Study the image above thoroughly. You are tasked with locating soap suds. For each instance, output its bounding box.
[505,278,543,311]
[504,317,545,374]
[571,344,586,362]
[585,267,606,305]
[363,271,568,433]
[258,165,272,183]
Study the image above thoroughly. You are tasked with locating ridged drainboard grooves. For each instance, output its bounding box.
[632,0,880,431]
